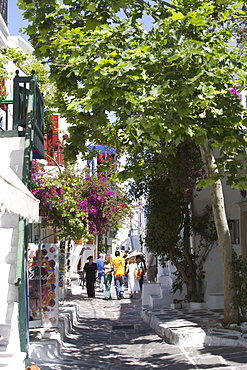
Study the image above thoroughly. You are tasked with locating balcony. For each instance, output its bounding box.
[0,70,44,159]
[44,138,65,166]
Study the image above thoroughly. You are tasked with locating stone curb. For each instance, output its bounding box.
[141,309,205,346]
[142,307,247,348]
[204,334,247,348]
[27,301,79,366]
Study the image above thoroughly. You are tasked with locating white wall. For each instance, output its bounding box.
[0,137,25,351]
[193,178,242,302]
[0,14,9,48]
[7,36,34,54]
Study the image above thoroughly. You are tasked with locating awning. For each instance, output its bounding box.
[0,165,39,222]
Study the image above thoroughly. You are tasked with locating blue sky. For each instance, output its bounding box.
[8,1,154,42]
[8,1,29,41]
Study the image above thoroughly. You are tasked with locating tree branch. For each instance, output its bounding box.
[123,7,148,33]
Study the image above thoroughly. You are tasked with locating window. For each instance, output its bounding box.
[0,0,7,24]
[228,220,240,244]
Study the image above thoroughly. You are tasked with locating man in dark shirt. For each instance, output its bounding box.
[83,256,98,298]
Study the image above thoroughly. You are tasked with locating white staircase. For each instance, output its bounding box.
[142,275,185,310]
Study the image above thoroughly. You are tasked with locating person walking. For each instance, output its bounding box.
[112,250,125,300]
[146,252,157,283]
[95,253,106,292]
[103,254,113,300]
[82,256,98,298]
[125,256,140,299]
[136,255,146,290]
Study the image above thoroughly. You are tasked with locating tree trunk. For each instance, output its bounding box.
[199,139,239,324]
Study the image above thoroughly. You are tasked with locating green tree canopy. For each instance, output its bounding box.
[18,0,247,323]
[18,0,247,182]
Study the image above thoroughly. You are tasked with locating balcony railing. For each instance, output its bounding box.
[0,100,13,131]
[44,146,65,166]
[0,70,44,159]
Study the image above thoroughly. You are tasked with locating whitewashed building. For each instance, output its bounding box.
[0,2,44,367]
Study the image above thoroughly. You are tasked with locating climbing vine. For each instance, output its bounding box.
[231,250,247,323]
[143,141,217,301]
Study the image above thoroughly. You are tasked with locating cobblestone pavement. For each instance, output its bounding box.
[29,286,247,370]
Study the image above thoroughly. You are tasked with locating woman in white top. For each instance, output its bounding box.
[125,256,140,299]
[103,254,113,300]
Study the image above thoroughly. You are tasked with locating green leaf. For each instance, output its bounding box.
[68,99,80,109]
[94,59,116,71]
[87,3,96,12]
[197,175,223,188]
[171,11,185,21]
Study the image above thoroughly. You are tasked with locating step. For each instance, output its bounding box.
[150,294,163,309]
[142,308,206,346]
[0,351,26,369]
[142,283,162,307]
[27,301,79,366]
[206,294,224,310]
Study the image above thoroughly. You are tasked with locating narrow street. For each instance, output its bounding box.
[28,286,247,370]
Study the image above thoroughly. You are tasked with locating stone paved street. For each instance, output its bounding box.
[27,286,247,370]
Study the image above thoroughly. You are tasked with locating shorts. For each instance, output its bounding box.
[147,265,156,282]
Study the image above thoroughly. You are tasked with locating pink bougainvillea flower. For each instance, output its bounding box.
[227,87,241,99]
